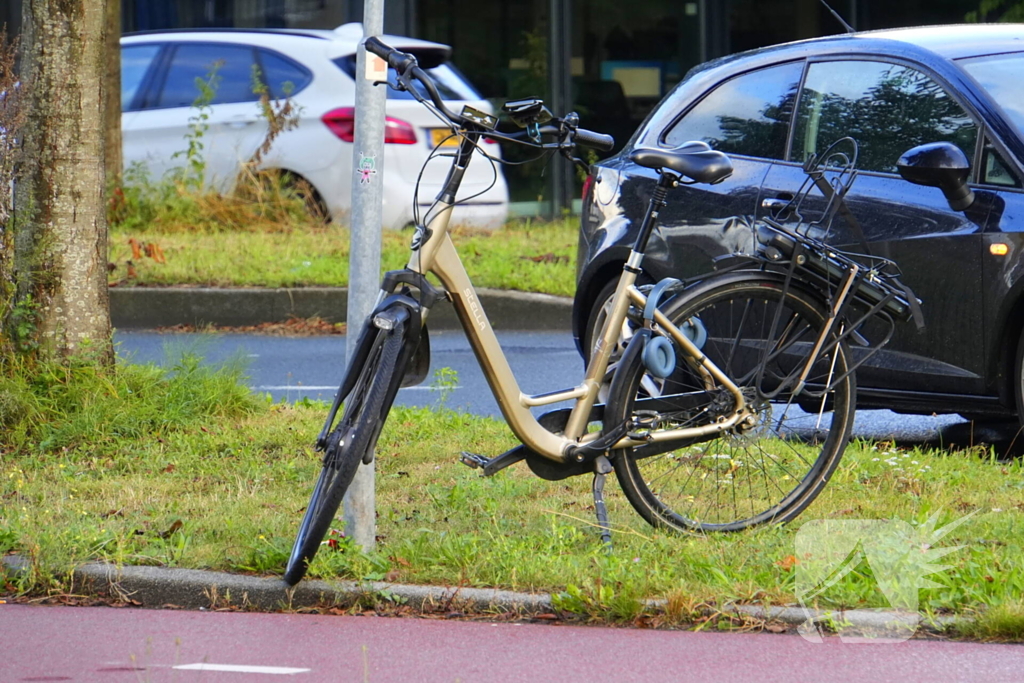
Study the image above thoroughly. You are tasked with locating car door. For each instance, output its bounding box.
[758,58,986,398]
[623,60,805,281]
[124,41,267,191]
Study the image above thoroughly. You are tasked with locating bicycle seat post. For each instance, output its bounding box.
[631,170,677,261]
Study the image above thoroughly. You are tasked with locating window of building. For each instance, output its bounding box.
[792,60,978,174]
[156,43,260,108]
[662,61,803,159]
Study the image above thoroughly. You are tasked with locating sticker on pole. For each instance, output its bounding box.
[358,154,378,184]
[365,52,387,82]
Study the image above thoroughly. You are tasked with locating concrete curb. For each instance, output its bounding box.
[109,287,574,331]
[1,555,957,633]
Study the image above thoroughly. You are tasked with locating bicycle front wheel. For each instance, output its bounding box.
[284,322,404,585]
[606,275,855,533]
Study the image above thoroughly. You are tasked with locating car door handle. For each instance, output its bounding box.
[761,197,792,211]
[224,117,255,129]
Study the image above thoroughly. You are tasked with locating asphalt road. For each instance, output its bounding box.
[115,329,993,446]
[5,603,1024,682]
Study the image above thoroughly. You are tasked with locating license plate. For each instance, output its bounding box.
[430,128,459,148]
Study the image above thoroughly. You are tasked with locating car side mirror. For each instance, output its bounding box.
[897,142,974,211]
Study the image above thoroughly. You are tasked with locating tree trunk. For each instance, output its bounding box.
[0,29,23,359]
[105,0,121,184]
[15,0,113,363]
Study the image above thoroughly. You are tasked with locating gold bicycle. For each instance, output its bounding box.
[284,39,920,585]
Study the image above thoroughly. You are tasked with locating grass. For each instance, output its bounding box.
[109,219,578,296]
[107,161,579,296]
[108,174,580,297]
[5,354,1024,637]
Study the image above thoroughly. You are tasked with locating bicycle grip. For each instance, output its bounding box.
[363,36,415,72]
[575,128,615,152]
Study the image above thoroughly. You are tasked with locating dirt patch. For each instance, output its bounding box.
[156,316,346,337]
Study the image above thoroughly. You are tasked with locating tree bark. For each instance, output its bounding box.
[105,0,121,184]
[15,0,113,363]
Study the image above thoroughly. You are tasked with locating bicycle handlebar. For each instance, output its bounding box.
[363,36,615,153]
[364,36,413,72]
[573,127,615,152]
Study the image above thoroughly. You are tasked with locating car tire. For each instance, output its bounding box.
[582,274,652,364]
[283,171,331,224]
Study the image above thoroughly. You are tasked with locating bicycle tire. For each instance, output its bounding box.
[284,322,405,585]
[606,275,855,533]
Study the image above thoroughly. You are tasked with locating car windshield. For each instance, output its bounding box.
[334,56,481,101]
[959,52,1024,138]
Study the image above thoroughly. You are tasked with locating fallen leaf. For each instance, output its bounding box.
[775,554,799,571]
[520,253,567,264]
[158,519,183,539]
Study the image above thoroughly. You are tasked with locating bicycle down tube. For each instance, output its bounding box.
[401,162,750,462]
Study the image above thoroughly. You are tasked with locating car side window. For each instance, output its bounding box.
[122,44,162,111]
[793,60,978,174]
[661,61,803,159]
[981,138,1022,188]
[257,49,312,99]
[156,43,260,109]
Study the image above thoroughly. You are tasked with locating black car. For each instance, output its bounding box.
[575,24,1024,423]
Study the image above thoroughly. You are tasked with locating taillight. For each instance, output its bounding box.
[321,107,418,144]
[581,173,595,202]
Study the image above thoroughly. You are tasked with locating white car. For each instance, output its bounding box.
[120,24,509,230]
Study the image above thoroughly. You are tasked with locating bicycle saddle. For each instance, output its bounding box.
[629,141,733,185]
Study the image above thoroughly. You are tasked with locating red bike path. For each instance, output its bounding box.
[2,603,1022,682]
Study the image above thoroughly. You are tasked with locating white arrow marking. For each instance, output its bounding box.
[173,663,310,675]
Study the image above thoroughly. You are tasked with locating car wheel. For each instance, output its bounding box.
[582,275,652,401]
[282,172,331,224]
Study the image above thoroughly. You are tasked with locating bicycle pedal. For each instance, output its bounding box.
[459,451,489,469]
[458,446,525,476]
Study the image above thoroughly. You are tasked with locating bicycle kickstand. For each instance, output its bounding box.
[592,454,613,552]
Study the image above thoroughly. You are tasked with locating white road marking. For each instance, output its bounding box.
[173,663,310,674]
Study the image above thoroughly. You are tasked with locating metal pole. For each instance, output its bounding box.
[343,0,387,552]
[547,0,573,218]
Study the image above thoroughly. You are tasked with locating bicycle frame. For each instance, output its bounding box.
[389,135,752,464]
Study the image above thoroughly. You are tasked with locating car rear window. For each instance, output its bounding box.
[662,61,803,159]
[333,55,481,101]
[960,52,1024,141]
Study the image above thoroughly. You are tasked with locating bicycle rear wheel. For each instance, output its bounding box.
[606,275,855,533]
[284,322,404,585]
